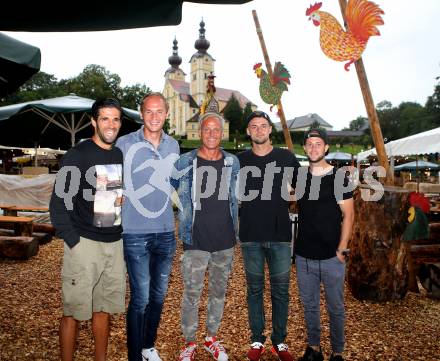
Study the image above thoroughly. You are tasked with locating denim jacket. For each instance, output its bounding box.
[172,148,240,245]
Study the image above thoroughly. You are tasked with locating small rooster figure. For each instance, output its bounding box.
[200,73,219,115]
[402,192,430,241]
[253,62,291,113]
[306,0,384,71]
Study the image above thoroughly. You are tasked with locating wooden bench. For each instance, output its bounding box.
[0,216,34,237]
[1,205,49,217]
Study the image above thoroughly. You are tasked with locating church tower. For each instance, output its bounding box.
[190,19,215,107]
[164,37,185,81]
[163,38,187,135]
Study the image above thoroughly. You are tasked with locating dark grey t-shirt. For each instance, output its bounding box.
[184,156,236,252]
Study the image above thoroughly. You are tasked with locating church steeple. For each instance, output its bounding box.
[164,37,185,80]
[194,19,210,55]
[168,37,182,69]
[190,19,215,106]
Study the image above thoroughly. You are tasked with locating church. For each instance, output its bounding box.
[162,20,257,140]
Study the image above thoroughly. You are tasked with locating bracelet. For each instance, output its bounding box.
[337,248,350,255]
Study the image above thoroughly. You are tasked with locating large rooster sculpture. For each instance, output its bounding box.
[253,62,291,113]
[402,192,430,241]
[306,0,384,71]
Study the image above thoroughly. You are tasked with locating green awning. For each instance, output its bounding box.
[0,94,141,148]
[0,33,41,96]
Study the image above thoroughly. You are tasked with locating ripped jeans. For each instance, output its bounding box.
[123,232,176,361]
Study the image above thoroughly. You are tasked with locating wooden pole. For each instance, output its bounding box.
[338,0,393,185]
[252,10,294,151]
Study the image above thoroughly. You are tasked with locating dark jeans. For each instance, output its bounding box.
[123,231,176,361]
[240,241,292,346]
[295,255,346,353]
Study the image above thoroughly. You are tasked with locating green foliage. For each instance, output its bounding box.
[347,78,440,147]
[59,64,122,100]
[375,100,435,142]
[309,120,321,129]
[346,116,368,131]
[242,102,253,129]
[223,94,244,141]
[1,72,63,105]
[425,83,440,126]
[120,83,150,110]
[163,118,170,134]
[0,64,151,111]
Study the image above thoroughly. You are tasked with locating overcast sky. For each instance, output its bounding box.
[5,0,440,130]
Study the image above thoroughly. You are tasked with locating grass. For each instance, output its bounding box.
[180,139,364,155]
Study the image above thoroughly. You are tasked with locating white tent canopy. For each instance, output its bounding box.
[357,127,440,161]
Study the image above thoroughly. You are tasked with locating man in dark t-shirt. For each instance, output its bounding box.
[295,128,354,361]
[238,111,300,361]
[50,98,125,361]
[173,112,240,361]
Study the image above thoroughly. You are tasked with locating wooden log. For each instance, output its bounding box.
[33,223,55,235]
[338,0,392,185]
[347,185,410,301]
[252,10,294,150]
[0,236,39,259]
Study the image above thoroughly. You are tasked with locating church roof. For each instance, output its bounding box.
[216,88,255,109]
[168,79,255,109]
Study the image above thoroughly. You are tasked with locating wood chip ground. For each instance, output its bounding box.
[1,239,439,360]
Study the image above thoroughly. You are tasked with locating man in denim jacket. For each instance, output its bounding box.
[172,112,239,361]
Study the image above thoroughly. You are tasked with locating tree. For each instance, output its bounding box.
[377,100,393,111]
[120,83,151,110]
[60,64,122,100]
[376,100,400,141]
[242,102,253,132]
[348,116,368,131]
[309,120,321,129]
[223,94,243,141]
[0,71,62,105]
[426,82,440,126]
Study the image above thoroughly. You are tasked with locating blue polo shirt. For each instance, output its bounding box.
[116,127,180,234]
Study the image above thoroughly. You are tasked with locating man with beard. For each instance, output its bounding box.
[237,111,300,361]
[295,128,354,361]
[50,98,125,361]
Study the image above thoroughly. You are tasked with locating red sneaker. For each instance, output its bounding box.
[204,336,228,361]
[247,342,265,361]
[178,342,197,361]
[271,343,293,361]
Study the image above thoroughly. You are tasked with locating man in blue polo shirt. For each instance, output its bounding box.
[116,92,180,361]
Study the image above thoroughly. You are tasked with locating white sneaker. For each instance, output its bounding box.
[142,347,162,361]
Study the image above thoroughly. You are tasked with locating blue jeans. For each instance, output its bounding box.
[295,255,346,353]
[123,232,176,361]
[240,241,292,346]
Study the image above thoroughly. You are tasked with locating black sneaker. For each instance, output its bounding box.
[298,346,324,361]
[329,353,343,361]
